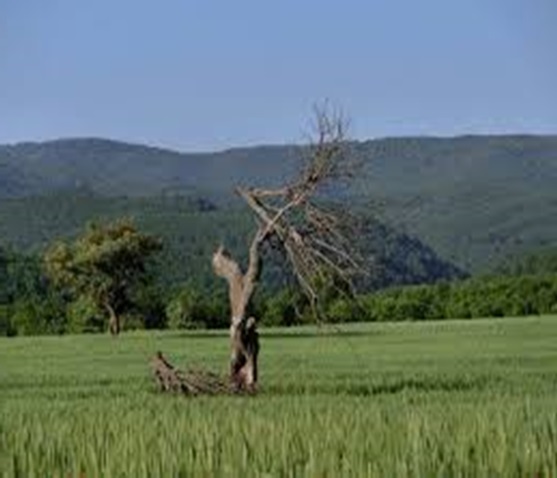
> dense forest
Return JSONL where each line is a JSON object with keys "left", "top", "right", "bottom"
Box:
{"left": 2, "top": 134, "right": 557, "bottom": 271}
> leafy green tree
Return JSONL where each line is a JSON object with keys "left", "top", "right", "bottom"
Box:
{"left": 44, "top": 219, "right": 161, "bottom": 335}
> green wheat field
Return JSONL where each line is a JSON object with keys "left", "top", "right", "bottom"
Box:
{"left": 1, "top": 317, "right": 557, "bottom": 477}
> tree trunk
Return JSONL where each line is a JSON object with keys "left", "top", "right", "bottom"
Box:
{"left": 229, "top": 316, "right": 259, "bottom": 392}
{"left": 213, "top": 229, "right": 264, "bottom": 392}
{"left": 105, "top": 302, "right": 120, "bottom": 336}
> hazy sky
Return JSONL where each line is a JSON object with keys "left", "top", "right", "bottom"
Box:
{"left": 1, "top": 0, "right": 556, "bottom": 150}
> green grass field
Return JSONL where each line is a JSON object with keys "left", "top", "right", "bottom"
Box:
{"left": 1, "top": 317, "right": 557, "bottom": 477}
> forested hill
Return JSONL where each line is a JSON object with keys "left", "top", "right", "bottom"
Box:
{"left": 0, "top": 138, "right": 300, "bottom": 198}
{"left": 1, "top": 134, "right": 557, "bottom": 272}
{"left": 0, "top": 193, "right": 466, "bottom": 295}
{"left": 2, "top": 135, "right": 557, "bottom": 199}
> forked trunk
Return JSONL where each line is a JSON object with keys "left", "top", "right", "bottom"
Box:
{"left": 213, "top": 229, "right": 264, "bottom": 392}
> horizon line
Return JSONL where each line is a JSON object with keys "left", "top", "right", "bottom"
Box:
{"left": 2, "top": 130, "right": 557, "bottom": 155}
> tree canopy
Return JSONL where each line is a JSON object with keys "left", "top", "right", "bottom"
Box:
{"left": 44, "top": 219, "right": 161, "bottom": 335}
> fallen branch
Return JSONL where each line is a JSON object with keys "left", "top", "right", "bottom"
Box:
{"left": 150, "top": 351, "right": 232, "bottom": 396}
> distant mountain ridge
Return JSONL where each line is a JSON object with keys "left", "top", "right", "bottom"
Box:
{"left": 2, "top": 134, "right": 556, "bottom": 196}
{"left": 0, "top": 137, "right": 301, "bottom": 198}
{"left": 1, "top": 134, "right": 556, "bottom": 273}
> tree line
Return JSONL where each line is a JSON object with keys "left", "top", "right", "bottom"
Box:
{"left": 1, "top": 219, "right": 556, "bottom": 336}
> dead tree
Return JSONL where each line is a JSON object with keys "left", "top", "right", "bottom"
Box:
{"left": 212, "top": 105, "right": 359, "bottom": 392}
{"left": 212, "top": 237, "right": 263, "bottom": 392}
{"left": 150, "top": 106, "right": 359, "bottom": 395}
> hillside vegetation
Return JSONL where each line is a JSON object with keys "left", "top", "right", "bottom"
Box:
{"left": 1, "top": 135, "right": 556, "bottom": 272}
{"left": 0, "top": 191, "right": 465, "bottom": 291}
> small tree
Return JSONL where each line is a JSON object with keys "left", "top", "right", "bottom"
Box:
{"left": 44, "top": 219, "right": 161, "bottom": 335}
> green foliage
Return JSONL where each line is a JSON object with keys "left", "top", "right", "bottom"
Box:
{"left": 1, "top": 318, "right": 557, "bottom": 476}
{"left": 262, "top": 288, "right": 309, "bottom": 326}
{"left": 0, "top": 192, "right": 465, "bottom": 295}
{"left": 166, "top": 287, "right": 208, "bottom": 329}
{"left": 66, "top": 296, "right": 103, "bottom": 333}
{"left": 0, "top": 246, "right": 66, "bottom": 336}
{"left": 0, "top": 248, "right": 8, "bottom": 303}
{"left": 165, "top": 284, "right": 232, "bottom": 330}
{"left": 497, "top": 247, "right": 557, "bottom": 276}
{"left": 4, "top": 236, "right": 557, "bottom": 332}
{"left": 2, "top": 135, "right": 557, "bottom": 272}
{"left": 43, "top": 219, "right": 161, "bottom": 331}
{"left": 9, "top": 293, "right": 67, "bottom": 335}
{"left": 131, "top": 283, "right": 168, "bottom": 329}
{"left": 361, "top": 274, "right": 557, "bottom": 322}
{"left": 325, "top": 297, "right": 360, "bottom": 323}
{"left": 0, "top": 247, "right": 44, "bottom": 304}
{"left": 0, "top": 304, "right": 15, "bottom": 336}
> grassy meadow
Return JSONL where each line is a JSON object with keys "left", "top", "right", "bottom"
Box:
{"left": 1, "top": 317, "right": 557, "bottom": 477}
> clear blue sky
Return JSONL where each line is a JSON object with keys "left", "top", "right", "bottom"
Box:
{"left": 1, "top": 0, "right": 556, "bottom": 151}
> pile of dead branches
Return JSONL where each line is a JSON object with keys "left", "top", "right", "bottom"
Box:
{"left": 151, "top": 352, "right": 233, "bottom": 396}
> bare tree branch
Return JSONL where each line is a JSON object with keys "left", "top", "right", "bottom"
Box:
{"left": 231, "top": 104, "right": 359, "bottom": 313}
